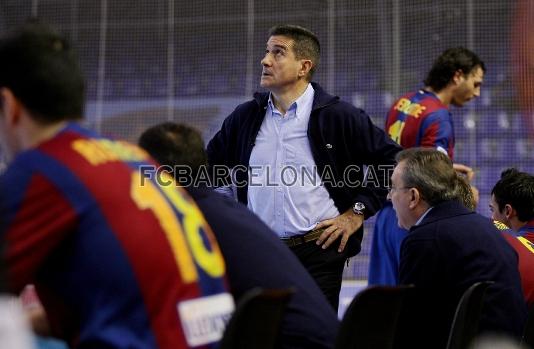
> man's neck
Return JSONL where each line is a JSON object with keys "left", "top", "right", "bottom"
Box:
{"left": 426, "top": 86, "right": 452, "bottom": 107}
{"left": 270, "top": 81, "right": 309, "bottom": 115}
{"left": 510, "top": 218, "right": 529, "bottom": 232}
{"left": 20, "top": 119, "right": 70, "bottom": 152}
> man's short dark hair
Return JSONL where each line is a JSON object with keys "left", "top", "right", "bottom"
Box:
{"left": 269, "top": 24, "right": 320, "bottom": 81}
{"left": 138, "top": 122, "right": 207, "bottom": 180}
{"left": 491, "top": 168, "right": 534, "bottom": 222}
{"left": 0, "top": 19, "right": 84, "bottom": 123}
{"left": 424, "top": 47, "right": 486, "bottom": 92}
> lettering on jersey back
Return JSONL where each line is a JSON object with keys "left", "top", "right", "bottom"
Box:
{"left": 394, "top": 98, "right": 427, "bottom": 118}
{"left": 388, "top": 120, "right": 405, "bottom": 144}
{"left": 72, "top": 139, "right": 149, "bottom": 165}
{"left": 131, "top": 171, "right": 226, "bottom": 282}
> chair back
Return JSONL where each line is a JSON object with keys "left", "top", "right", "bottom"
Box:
{"left": 219, "top": 288, "right": 294, "bottom": 349}
{"left": 521, "top": 304, "right": 534, "bottom": 348}
{"left": 446, "top": 281, "right": 494, "bottom": 349}
{"left": 334, "top": 284, "right": 415, "bottom": 349}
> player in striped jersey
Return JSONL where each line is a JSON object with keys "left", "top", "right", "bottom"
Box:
{"left": 490, "top": 168, "right": 534, "bottom": 306}
{"left": 0, "top": 20, "right": 233, "bottom": 348}
{"left": 369, "top": 47, "right": 485, "bottom": 285}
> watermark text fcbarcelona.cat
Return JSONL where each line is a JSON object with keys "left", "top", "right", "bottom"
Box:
{"left": 139, "top": 164, "right": 394, "bottom": 189}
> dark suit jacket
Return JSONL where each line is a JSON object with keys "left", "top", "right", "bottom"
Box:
{"left": 398, "top": 201, "right": 527, "bottom": 349}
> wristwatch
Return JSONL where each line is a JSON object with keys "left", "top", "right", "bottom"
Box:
{"left": 352, "top": 202, "right": 366, "bottom": 216}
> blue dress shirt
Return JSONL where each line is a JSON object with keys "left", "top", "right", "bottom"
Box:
{"left": 248, "top": 84, "right": 339, "bottom": 237}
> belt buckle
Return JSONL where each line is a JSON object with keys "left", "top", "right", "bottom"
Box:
{"left": 294, "top": 236, "right": 305, "bottom": 245}
{"left": 281, "top": 236, "right": 293, "bottom": 247}
{"left": 282, "top": 230, "right": 322, "bottom": 247}
{"left": 282, "top": 235, "right": 303, "bottom": 247}
{"left": 306, "top": 228, "right": 324, "bottom": 243}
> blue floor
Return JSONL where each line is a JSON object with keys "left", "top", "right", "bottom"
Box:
{"left": 338, "top": 280, "right": 367, "bottom": 319}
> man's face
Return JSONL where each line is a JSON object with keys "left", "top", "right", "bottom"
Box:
{"left": 0, "top": 107, "right": 17, "bottom": 164}
{"left": 260, "top": 35, "right": 303, "bottom": 93}
{"left": 387, "top": 161, "right": 415, "bottom": 229}
{"left": 0, "top": 89, "right": 20, "bottom": 164}
{"left": 451, "top": 66, "right": 484, "bottom": 107}
{"left": 489, "top": 194, "right": 508, "bottom": 225}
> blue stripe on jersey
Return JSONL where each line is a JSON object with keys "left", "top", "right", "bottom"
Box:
{"left": 60, "top": 122, "right": 103, "bottom": 139}
{"left": 416, "top": 109, "right": 453, "bottom": 150}
{"left": 0, "top": 163, "right": 34, "bottom": 233}
{"left": 412, "top": 90, "right": 431, "bottom": 103}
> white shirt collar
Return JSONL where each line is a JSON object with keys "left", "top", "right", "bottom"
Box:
{"left": 267, "top": 83, "right": 314, "bottom": 119}
{"left": 414, "top": 207, "right": 433, "bottom": 226}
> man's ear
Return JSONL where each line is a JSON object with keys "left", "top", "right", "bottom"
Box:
{"left": 408, "top": 188, "right": 420, "bottom": 209}
{"left": 503, "top": 204, "right": 516, "bottom": 220}
{"left": 0, "top": 87, "right": 22, "bottom": 126}
{"left": 452, "top": 69, "right": 465, "bottom": 85}
{"left": 298, "top": 59, "right": 313, "bottom": 79}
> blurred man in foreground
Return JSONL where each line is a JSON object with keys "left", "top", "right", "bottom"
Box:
{"left": 0, "top": 20, "right": 233, "bottom": 348}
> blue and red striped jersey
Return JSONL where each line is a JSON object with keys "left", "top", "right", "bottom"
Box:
{"left": 385, "top": 89, "right": 454, "bottom": 159}
{"left": 501, "top": 226, "right": 534, "bottom": 306}
{"left": 0, "top": 123, "right": 233, "bottom": 348}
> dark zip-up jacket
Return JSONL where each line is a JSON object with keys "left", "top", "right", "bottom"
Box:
{"left": 207, "top": 82, "right": 401, "bottom": 255}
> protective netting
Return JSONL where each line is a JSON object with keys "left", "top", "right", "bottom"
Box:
{"left": 1, "top": 0, "right": 533, "bottom": 280}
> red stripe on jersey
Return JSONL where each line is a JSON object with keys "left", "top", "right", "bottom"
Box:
{"left": 5, "top": 174, "right": 77, "bottom": 292}
{"left": 419, "top": 123, "right": 441, "bottom": 148}
{"left": 502, "top": 233, "right": 534, "bottom": 306}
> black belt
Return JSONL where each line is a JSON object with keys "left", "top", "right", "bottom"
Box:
{"left": 281, "top": 228, "right": 326, "bottom": 247}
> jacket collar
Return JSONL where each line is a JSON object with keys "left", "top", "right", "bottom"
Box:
{"left": 410, "top": 200, "right": 474, "bottom": 231}
{"left": 253, "top": 82, "right": 339, "bottom": 111}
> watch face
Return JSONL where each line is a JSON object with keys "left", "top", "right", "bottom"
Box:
{"left": 354, "top": 202, "right": 365, "bottom": 211}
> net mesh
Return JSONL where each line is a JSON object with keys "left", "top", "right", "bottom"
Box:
{"left": 1, "top": 0, "right": 533, "bottom": 280}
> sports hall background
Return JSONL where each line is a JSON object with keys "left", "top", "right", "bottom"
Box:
{"left": 1, "top": 0, "right": 533, "bottom": 281}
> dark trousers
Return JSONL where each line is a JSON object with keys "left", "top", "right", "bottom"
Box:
{"left": 290, "top": 240, "right": 348, "bottom": 311}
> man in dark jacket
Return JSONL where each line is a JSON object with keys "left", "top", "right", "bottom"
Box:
{"left": 139, "top": 122, "right": 340, "bottom": 349}
{"left": 389, "top": 148, "right": 527, "bottom": 348}
{"left": 207, "top": 24, "right": 401, "bottom": 310}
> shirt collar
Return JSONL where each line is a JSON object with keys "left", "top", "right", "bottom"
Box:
{"left": 420, "top": 89, "right": 448, "bottom": 109}
{"left": 267, "top": 83, "right": 314, "bottom": 119}
{"left": 414, "top": 207, "right": 433, "bottom": 226}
